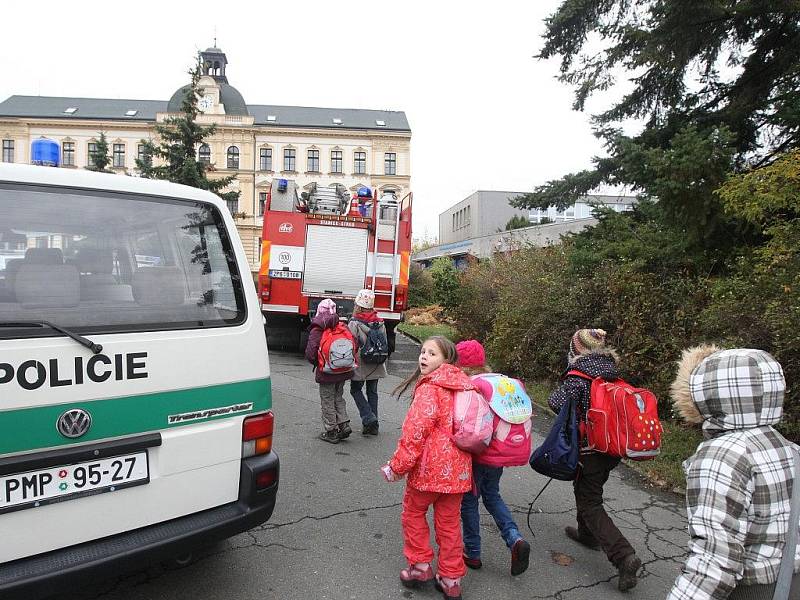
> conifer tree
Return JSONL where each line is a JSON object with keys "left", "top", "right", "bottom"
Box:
{"left": 514, "top": 1, "right": 800, "bottom": 248}
{"left": 88, "top": 132, "right": 111, "bottom": 173}
{"left": 136, "top": 56, "right": 239, "bottom": 208}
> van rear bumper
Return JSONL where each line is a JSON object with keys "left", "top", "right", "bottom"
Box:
{"left": 0, "top": 450, "right": 279, "bottom": 600}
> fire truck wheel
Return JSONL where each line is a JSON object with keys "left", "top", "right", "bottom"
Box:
{"left": 387, "top": 327, "right": 396, "bottom": 355}
{"left": 299, "top": 329, "right": 310, "bottom": 354}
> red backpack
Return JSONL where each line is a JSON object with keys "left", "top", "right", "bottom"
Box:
{"left": 567, "top": 371, "right": 662, "bottom": 461}
{"left": 318, "top": 323, "right": 358, "bottom": 374}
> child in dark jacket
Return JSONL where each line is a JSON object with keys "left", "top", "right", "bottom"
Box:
{"left": 547, "top": 328, "right": 641, "bottom": 592}
{"left": 305, "top": 299, "right": 353, "bottom": 443}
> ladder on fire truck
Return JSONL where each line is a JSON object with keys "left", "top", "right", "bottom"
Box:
{"left": 370, "top": 191, "right": 411, "bottom": 310}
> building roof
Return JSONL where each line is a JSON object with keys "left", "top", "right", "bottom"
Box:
{"left": 0, "top": 95, "right": 411, "bottom": 131}
{"left": 248, "top": 104, "right": 410, "bottom": 130}
{"left": 0, "top": 95, "right": 167, "bottom": 122}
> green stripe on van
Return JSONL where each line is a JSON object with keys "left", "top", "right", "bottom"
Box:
{"left": 0, "top": 378, "right": 271, "bottom": 455}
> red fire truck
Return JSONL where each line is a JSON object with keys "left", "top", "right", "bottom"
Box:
{"left": 258, "top": 179, "right": 412, "bottom": 352}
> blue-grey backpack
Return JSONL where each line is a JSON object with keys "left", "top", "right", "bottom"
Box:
{"left": 360, "top": 321, "right": 389, "bottom": 364}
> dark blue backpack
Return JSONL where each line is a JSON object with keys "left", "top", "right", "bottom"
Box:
{"left": 360, "top": 321, "right": 389, "bottom": 364}
{"left": 529, "top": 395, "right": 579, "bottom": 481}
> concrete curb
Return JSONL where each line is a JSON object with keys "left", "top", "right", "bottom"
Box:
{"left": 398, "top": 329, "right": 422, "bottom": 345}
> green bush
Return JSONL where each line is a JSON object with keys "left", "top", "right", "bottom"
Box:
{"left": 408, "top": 262, "right": 434, "bottom": 308}
{"left": 429, "top": 257, "right": 462, "bottom": 314}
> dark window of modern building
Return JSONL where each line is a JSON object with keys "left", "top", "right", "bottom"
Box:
{"left": 1, "top": 140, "right": 13, "bottom": 163}
{"left": 258, "top": 192, "right": 267, "bottom": 216}
{"left": 113, "top": 143, "right": 125, "bottom": 168}
{"left": 284, "top": 148, "right": 296, "bottom": 172}
{"left": 87, "top": 142, "right": 98, "bottom": 166}
{"left": 227, "top": 146, "right": 239, "bottom": 169}
{"left": 199, "top": 143, "right": 211, "bottom": 164}
{"left": 384, "top": 152, "right": 396, "bottom": 175}
{"left": 331, "top": 150, "right": 343, "bottom": 174}
{"left": 307, "top": 149, "right": 319, "bottom": 172}
{"left": 259, "top": 147, "right": 272, "bottom": 171}
{"left": 62, "top": 142, "right": 75, "bottom": 166}
{"left": 226, "top": 198, "right": 238, "bottom": 214}
{"left": 354, "top": 151, "right": 366, "bottom": 175}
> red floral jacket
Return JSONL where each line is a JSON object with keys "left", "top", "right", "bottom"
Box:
{"left": 388, "top": 363, "right": 473, "bottom": 494}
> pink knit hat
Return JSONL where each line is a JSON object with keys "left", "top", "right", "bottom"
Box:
{"left": 315, "top": 298, "right": 337, "bottom": 318}
{"left": 456, "top": 340, "right": 486, "bottom": 368}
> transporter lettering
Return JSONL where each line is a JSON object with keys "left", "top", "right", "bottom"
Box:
{"left": 168, "top": 402, "right": 254, "bottom": 424}
{"left": 0, "top": 352, "right": 148, "bottom": 391}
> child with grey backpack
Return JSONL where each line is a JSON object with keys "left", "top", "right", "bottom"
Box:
{"left": 348, "top": 289, "right": 388, "bottom": 435}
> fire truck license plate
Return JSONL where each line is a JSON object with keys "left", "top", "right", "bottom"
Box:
{"left": 0, "top": 451, "right": 149, "bottom": 512}
{"left": 269, "top": 270, "right": 302, "bottom": 279}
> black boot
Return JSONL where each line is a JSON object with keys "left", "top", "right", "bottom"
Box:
{"left": 336, "top": 421, "right": 352, "bottom": 440}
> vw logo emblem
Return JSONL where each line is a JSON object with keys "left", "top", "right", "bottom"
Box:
{"left": 56, "top": 409, "right": 92, "bottom": 439}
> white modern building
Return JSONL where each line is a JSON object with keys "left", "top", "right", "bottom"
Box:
{"left": 416, "top": 191, "right": 636, "bottom": 267}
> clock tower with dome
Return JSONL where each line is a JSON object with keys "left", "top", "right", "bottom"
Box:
{"left": 167, "top": 46, "right": 252, "bottom": 121}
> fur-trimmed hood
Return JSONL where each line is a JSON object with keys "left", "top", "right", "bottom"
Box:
{"left": 671, "top": 345, "right": 786, "bottom": 437}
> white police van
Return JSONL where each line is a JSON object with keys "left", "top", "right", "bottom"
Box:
{"left": 0, "top": 164, "right": 278, "bottom": 598}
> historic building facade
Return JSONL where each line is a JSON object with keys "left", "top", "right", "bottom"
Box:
{"left": 0, "top": 47, "right": 412, "bottom": 275}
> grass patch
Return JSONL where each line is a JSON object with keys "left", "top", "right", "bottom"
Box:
{"left": 523, "top": 379, "right": 702, "bottom": 493}
{"left": 397, "top": 323, "right": 459, "bottom": 343}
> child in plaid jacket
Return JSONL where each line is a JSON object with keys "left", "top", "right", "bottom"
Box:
{"left": 668, "top": 345, "right": 799, "bottom": 600}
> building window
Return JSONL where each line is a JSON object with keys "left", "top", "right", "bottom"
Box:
{"left": 62, "top": 142, "right": 75, "bottom": 166}
{"left": 227, "top": 146, "right": 239, "bottom": 169}
{"left": 259, "top": 147, "right": 272, "bottom": 171}
{"left": 258, "top": 192, "right": 267, "bottom": 216}
{"left": 331, "top": 150, "right": 343, "bottom": 174}
{"left": 384, "top": 152, "right": 396, "bottom": 175}
{"left": 226, "top": 198, "right": 238, "bottom": 214}
{"left": 354, "top": 151, "right": 366, "bottom": 175}
{"left": 307, "top": 149, "right": 319, "bottom": 172}
{"left": 87, "top": 142, "right": 98, "bottom": 166}
{"left": 1, "top": 140, "right": 13, "bottom": 163}
{"left": 113, "top": 143, "right": 125, "bottom": 168}
{"left": 199, "top": 143, "right": 211, "bottom": 164}
{"left": 283, "top": 148, "right": 296, "bottom": 172}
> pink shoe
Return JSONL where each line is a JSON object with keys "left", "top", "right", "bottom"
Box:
{"left": 434, "top": 574, "right": 463, "bottom": 600}
{"left": 399, "top": 563, "right": 433, "bottom": 589}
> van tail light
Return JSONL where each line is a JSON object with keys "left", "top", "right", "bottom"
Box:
{"left": 242, "top": 411, "right": 274, "bottom": 458}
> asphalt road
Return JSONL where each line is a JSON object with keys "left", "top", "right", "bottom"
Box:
{"left": 68, "top": 333, "right": 690, "bottom": 600}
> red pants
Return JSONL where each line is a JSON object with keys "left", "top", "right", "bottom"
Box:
{"left": 401, "top": 485, "right": 466, "bottom": 578}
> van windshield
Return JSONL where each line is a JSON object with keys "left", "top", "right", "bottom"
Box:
{"left": 0, "top": 183, "right": 245, "bottom": 339}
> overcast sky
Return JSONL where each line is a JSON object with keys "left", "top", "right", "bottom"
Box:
{"left": 1, "top": 0, "right": 610, "bottom": 240}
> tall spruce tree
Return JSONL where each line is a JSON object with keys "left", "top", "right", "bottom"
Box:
{"left": 513, "top": 1, "right": 800, "bottom": 247}
{"left": 88, "top": 132, "right": 111, "bottom": 172}
{"left": 136, "top": 56, "right": 239, "bottom": 208}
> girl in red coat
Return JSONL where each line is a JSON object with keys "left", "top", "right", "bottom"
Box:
{"left": 382, "top": 336, "right": 473, "bottom": 600}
